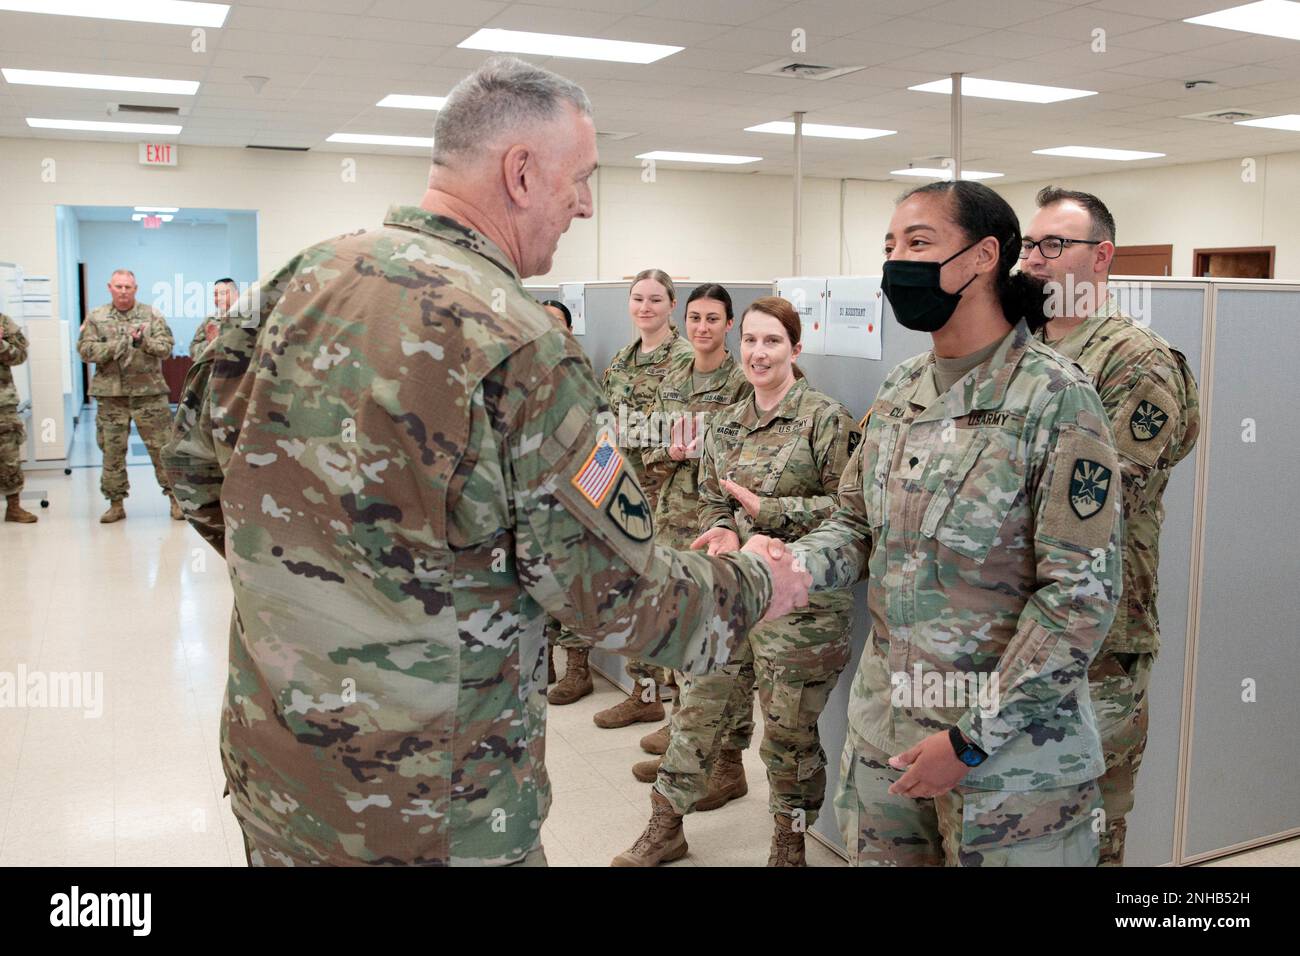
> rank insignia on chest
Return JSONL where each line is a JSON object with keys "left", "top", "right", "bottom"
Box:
{"left": 572, "top": 432, "right": 624, "bottom": 507}
{"left": 1070, "top": 458, "right": 1112, "bottom": 519}
{"left": 606, "top": 473, "right": 654, "bottom": 541}
{"left": 1130, "top": 399, "right": 1167, "bottom": 442}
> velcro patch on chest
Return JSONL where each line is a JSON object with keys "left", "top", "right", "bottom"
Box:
{"left": 774, "top": 417, "right": 813, "bottom": 435}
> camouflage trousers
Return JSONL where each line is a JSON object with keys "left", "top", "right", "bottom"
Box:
{"left": 1089, "top": 650, "right": 1155, "bottom": 867}
{"left": 95, "top": 394, "right": 173, "bottom": 502}
{"left": 654, "top": 657, "right": 757, "bottom": 814}
{"left": 0, "top": 409, "right": 23, "bottom": 496}
{"left": 835, "top": 727, "right": 1102, "bottom": 866}
{"left": 545, "top": 616, "right": 585, "bottom": 650}
{"left": 657, "top": 605, "right": 849, "bottom": 822}
{"left": 239, "top": 827, "right": 549, "bottom": 867}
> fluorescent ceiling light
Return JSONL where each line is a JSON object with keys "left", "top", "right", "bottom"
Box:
{"left": 1185, "top": 1, "right": 1300, "bottom": 41}
{"left": 1235, "top": 113, "right": 1300, "bottom": 130}
{"left": 1034, "top": 145, "right": 1165, "bottom": 160}
{"left": 132, "top": 213, "right": 173, "bottom": 221}
{"left": 377, "top": 94, "right": 447, "bottom": 110}
{"left": 744, "top": 121, "right": 895, "bottom": 140}
{"left": 2, "top": 68, "right": 198, "bottom": 95}
{"left": 909, "top": 77, "right": 1096, "bottom": 103}
{"left": 637, "top": 150, "right": 761, "bottom": 165}
{"left": 459, "top": 28, "right": 681, "bottom": 64}
{"left": 326, "top": 132, "right": 433, "bottom": 148}
{"left": 134, "top": 206, "right": 179, "bottom": 212}
{"left": 890, "top": 167, "right": 1003, "bottom": 181}
{"left": 27, "top": 117, "right": 181, "bottom": 134}
{"left": 0, "top": 1, "right": 229, "bottom": 27}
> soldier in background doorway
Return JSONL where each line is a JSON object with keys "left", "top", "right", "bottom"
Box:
{"left": 0, "top": 311, "right": 37, "bottom": 523}
{"left": 189, "top": 277, "right": 239, "bottom": 359}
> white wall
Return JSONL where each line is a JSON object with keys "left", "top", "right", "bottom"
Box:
{"left": 4, "top": 135, "right": 1300, "bottom": 342}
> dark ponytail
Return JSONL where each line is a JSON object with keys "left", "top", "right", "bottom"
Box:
{"left": 899, "top": 180, "right": 1053, "bottom": 331}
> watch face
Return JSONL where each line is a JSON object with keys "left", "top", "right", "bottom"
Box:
{"left": 961, "top": 750, "right": 984, "bottom": 767}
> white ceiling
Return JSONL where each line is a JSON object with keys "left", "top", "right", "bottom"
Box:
{"left": 3, "top": 0, "right": 1300, "bottom": 182}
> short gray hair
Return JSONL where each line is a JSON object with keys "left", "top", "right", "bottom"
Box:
{"left": 433, "top": 55, "right": 592, "bottom": 165}
{"left": 109, "top": 269, "right": 136, "bottom": 283}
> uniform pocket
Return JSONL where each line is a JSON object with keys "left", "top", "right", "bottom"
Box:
{"left": 920, "top": 430, "right": 1018, "bottom": 564}
{"left": 958, "top": 780, "right": 1101, "bottom": 862}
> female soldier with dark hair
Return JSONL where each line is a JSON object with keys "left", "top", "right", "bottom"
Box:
{"left": 629, "top": 284, "right": 753, "bottom": 777}
{"left": 614, "top": 295, "right": 859, "bottom": 867}
{"left": 785, "top": 179, "right": 1123, "bottom": 866}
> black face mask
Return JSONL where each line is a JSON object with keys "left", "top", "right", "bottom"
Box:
{"left": 881, "top": 239, "right": 981, "bottom": 333}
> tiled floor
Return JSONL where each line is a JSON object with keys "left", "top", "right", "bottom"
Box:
{"left": 1, "top": 414, "right": 1296, "bottom": 867}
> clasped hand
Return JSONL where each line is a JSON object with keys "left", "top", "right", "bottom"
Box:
{"left": 690, "top": 529, "right": 810, "bottom": 623}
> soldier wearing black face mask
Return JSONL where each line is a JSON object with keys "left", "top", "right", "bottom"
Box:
{"left": 779, "top": 180, "right": 1123, "bottom": 866}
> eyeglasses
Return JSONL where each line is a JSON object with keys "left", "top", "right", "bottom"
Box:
{"left": 1020, "top": 236, "right": 1102, "bottom": 259}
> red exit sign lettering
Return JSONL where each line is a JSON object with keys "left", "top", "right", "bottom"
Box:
{"left": 138, "top": 143, "right": 178, "bottom": 166}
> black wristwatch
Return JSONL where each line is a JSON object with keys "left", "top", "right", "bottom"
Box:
{"left": 949, "top": 725, "right": 987, "bottom": 767}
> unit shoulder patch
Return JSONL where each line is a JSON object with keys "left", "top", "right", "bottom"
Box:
{"left": 605, "top": 472, "right": 654, "bottom": 541}
{"left": 1040, "top": 425, "right": 1118, "bottom": 552}
{"left": 1114, "top": 378, "right": 1179, "bottom": 469}
{"left": 1069, "top": 458, "right": 1113, "bottom": 519}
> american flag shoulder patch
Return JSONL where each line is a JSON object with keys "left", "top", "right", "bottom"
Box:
{"left": 571, "top": 432, "right": 623, "bottom": 507}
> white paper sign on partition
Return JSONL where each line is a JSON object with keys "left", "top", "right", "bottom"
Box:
{"left": 558, "top": 282, "right": 586, "bottom": 336}
{"left": 825, "top": 276, "right": 883, "bottom": 360}
{"left": 775, "top": 277, "right": 827, "bottom": 354}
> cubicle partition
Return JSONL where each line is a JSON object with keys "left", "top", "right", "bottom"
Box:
{"left": 547, "top": 275, "right": 1296, "bottom": 867}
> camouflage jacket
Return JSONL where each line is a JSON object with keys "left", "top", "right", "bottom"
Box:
{"left": 602, "top": 328, "right": 693, "bottom": 505}
{"left": 0, "top": 312, "right": 28, "bottom": 411}
{"left": 1038, "top": 296, "right": 1200, "bottom": 656}
{"left": 189, "top": 316, "right": 221, "bottom": 360}
{"left": 793, "top": 322, "right": 1122, "bottom": 791}
{"left": 642, "top": 354, "right": 752, "bottom": 548}
{"left": 162, "top": 205, "right": 773, "bottom": 866}
{"left": 698, "top": 377, "right": 860, "bottom": 612}
{"left": 77, "top": 302, "right": 173, "bottom": 397}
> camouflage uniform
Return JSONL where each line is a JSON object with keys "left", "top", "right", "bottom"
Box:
{"left": 576, "top": 330, "right": 694, "bottom": 677}
{"left": 641, "top": 356, "right": 756, "bottom": 774}
{"left": 77, "top": 302, "right": 176, "bottom": 501}
{"left": 1038, "top": 296, "right": 1199, "bottom": 865}
{"left": 654, "top": 378, "right": 858, "bottom": 821}
{"left": 189, "top": 316, "right": 220, "bottom": 360}
{"left": 162, "top": 205, "right": 775, "bottom": 866}
{"left": 0, "top": 313, "right": 28, "bottom": 497}
{"left": 793, "top": 321, "right": 1123, "bottom": 866}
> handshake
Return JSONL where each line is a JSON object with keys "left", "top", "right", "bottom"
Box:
{"left": 690, "top": 527, "right": 812, "bottom": 624}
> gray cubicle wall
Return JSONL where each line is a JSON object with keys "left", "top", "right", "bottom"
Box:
{"left": 572, "top": 281, "right": 776, "bottom": 690}
{"left": 1181, "top": 283, "right": 1300, "bottom": 862}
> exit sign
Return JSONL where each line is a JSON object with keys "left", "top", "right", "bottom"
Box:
{"left": 139, "top": 143, "right": 178, "bottom": 166}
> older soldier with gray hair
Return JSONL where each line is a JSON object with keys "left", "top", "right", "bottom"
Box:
{"left": 164, "top": 55, "right": 809, "bottom": 867}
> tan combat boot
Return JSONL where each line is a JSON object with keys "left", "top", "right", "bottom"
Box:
{"left": 593, "top": 681, "right": 664, "bottom": 728}
{"left": 170, "top": 496, "right": 185, "bottom": 521}
{"left": 694, "top": 748, "right": 748, "bottom": 812}
{"left": 632, "top": 756, "right": 661, "bottom": 783}
{"left": 547, "top": 647, "right": 593, "bottom": 705}
{"left": 639, "top": 723, "right": 671, "bottom": 755}
{"left": 99, "top": 500, "right": 126, "bottom": 524}
{"left": 767, "top": 813, "right": 806, "bottom": 867}
{"left": 611, "top": 790, "right": 687, "bottom": 866}
{"left": 4, "top": 493, "right": 37, "bottom": 523}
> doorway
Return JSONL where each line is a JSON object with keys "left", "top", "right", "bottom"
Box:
{"left": 1193, "top": 246, "right": 1274, "bottom": 279}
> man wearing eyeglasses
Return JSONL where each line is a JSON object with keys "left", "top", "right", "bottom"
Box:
{"left": 1021, "top": 186, "right": 1200, "bottom": 866}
